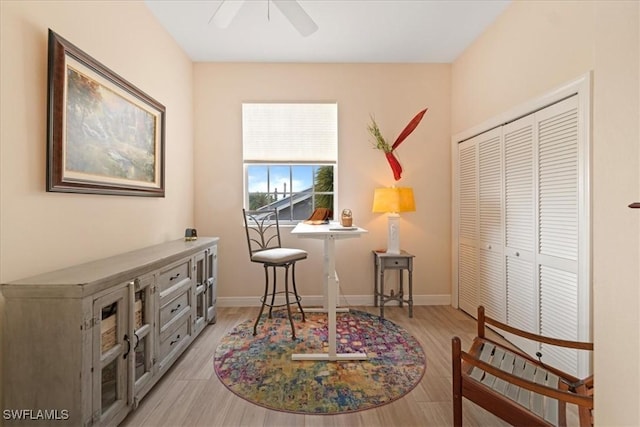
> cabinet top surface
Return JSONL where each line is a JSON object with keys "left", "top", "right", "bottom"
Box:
{"left": 2, "top": 237, "right": 219, "bottom": 295}
{"left": 373, "top": 250, "right": 414, "bottom": 258}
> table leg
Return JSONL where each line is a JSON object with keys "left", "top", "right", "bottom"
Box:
{"left": 304, "top": 259, "right": 347, "bottom": 314}
{"left": 326, "top": 237, "right": 337, "bottom": 358}
{"left": 292, "top": 236, "right": 366, "bottom": 361}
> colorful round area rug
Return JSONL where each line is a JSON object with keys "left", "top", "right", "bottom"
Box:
{"left": 213, "top": 309, "right": 426, "bottom": 415}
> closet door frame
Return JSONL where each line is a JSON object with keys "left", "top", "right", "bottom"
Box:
{"left": 451, "top": 73, "right": 592, "bottom": 373}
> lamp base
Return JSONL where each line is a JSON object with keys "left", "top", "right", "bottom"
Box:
{"left": 386, "top": 213, "right": 401, "bottom": 254}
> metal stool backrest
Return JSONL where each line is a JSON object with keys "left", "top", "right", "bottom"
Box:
{"left": 242, "top": 209, "right": 283, "bottom": 258}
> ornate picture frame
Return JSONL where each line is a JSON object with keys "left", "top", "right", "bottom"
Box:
{"left": 47, "top": 29, "right": 165, "bottom": 197}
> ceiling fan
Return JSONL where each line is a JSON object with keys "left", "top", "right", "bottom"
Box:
{"left": 209, "top": 0, "right": 318, "bottom": 37}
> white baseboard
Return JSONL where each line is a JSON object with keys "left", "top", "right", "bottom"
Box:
{"left": 217, "top": 294, "right": 451, "bottom": 307}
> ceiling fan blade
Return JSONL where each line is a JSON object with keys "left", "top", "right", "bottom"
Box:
{"left": 272, "top": 0, "right": 318, "bottom": 37}
{"left": 209, "top": 0, "right": 246, "bottom": 28}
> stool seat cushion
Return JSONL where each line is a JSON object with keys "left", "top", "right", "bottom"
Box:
{"left": 251, "top": 248, "right": 308, "bottom": 264}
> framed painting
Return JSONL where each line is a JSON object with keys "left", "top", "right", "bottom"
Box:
{"left": 47, "top": 29, "right": 165, "bottom": 197}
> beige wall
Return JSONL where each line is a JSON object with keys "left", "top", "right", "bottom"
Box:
{"left": 452, "top": 1, "right": 640, "bottom": 425}
{"left": 0, "top": 0, "right": 194, "bottom": 405}
{"left": 194, "top": 63, "right": 452, "bottom": 304}
{"left": 2, "top": 0, "right": 638, "bottom": 424}
{"left": 0, "top": 1, "right": 195, "bottom": 283}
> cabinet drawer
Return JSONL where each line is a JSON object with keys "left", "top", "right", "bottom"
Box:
{"left": 158, "top": 260, "right": 190, "bottom": 293}
{"left": 159, "top": 318, "right": 190, "bottom": 361}
{"left": 382, "top": 257, "right": 410, "bottom": 269}
{"left": 159, "top": 290, "right": 190, "bottom": 328}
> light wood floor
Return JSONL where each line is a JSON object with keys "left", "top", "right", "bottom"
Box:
{"left": 121, "top": 305, "right": 511, "bottom": 427}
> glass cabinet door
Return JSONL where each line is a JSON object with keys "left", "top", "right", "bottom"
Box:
{"left": 193, "top": 252, "right": 207, "bottom": 335}
{"left": 204, "top": 245, "right": 217, "bottom": 323}
{"left": 130, "top": 275, "right": 155, "bottom": 405}
{"left": 93, "top": 287, "right": 130, "bottom": 425}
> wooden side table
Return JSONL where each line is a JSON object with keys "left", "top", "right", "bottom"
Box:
{"left": 373, "top": 250, "right": 414, "bottom": 318}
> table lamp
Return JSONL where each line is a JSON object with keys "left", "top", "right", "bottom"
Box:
{"left": 372, "top": 187, "right": 415, "bottom": 254}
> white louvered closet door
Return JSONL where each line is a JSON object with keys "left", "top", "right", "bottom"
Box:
{"left": 457, "top": 128, "right": 504, "bottom": 320}
{"left": 458, "top": 139, "right": 478, "bottom": 315}
{"left": 455, "top": 89, "right": 590, "bottom": 378}
{"left": 536, "top": 95, "right": 582, "bottom": 375}
{"left": 503, "top": 114, "right": 538, "bottom": 356}
{"left": 477, "top": 129, "right": 505, "bottom": 322}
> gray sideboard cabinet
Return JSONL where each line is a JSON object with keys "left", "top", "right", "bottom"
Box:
{"left": 1, "top": 237, "right": 219, "bottom": 426}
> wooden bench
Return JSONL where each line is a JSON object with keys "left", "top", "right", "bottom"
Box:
{"left": 452, "top": 306, "right": 594, "bottom": 427}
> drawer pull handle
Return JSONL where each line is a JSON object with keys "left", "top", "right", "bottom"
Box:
{"left": 170, "top": 335, "right": 180, "bottom": 346}
{"left": 170, "top": 273, "right": 181, "bottom": 281}
{"left": 123, "top": 334, "right": 131, "bottom": 359}
{"left": 170, "top": 304, "right": 181, "bottom": 313}
{"left": 515, "top": 252, "right": 520, "bottom": 257}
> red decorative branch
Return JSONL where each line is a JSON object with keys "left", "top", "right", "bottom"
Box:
{"left": 368, "top": 107, "right": 428, "bottom": 181}
{"left": 392, "top": 108, "right": 428, "bottom": 150}
{"left": 385, "top": 152, "right": 403, "bottom": 181}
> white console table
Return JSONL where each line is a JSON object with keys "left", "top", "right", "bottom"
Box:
{"left": 290, "top": 222, "right": 368, "bottom": 361}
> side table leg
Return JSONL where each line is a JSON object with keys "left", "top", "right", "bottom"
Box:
{"left": 373, "top": 254, "right": 379, "bottom": 307}
{"left": 379, "top": 264, "right": 385, "bottom": 318}
{"left": 408, "top": 266, "right": 414, "bottom": 318}
{"left": 399, "top": 268, "right": 404, "bottom": 308}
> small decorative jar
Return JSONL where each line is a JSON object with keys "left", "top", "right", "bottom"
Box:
{"left": 341, "top": 209, "right": 353, "bottom": 227}
{"left": 184, "top": 228, "right": 198, "bottom": 241}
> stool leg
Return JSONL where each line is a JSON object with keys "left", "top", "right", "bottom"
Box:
{"left": 254, "top": 264, "right": 270, "bottom": 335}
{"left": 291, "top": 262, "right": 305, "bottom": 322}
{"left": 284, "top": 264, "right": 296, "bottom": 340}
{"left": 268, "top": 266, "right": 277, "bottom": 318}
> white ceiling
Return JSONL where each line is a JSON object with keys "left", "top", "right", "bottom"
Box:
{"left": 144, "top": 0, "right": 511, "bottom": 63}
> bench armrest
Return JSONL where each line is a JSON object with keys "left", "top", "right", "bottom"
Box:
{"left": 452, "top": 337, "right": 593, "bottom": 409}
{"left": 477, "top": 306, "right": 593, "bottom": 351}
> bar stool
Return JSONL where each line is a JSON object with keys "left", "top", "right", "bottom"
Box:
{"left": 242, "top": 208, "right": 306, "bottom": 339}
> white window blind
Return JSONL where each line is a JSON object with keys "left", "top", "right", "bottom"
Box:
{"left": 242, "top": 103, "right": 338, "bottom": 162}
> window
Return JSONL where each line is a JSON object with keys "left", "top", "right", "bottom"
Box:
{"left": 243, "top": 103, "right": 337, "bottom": 222}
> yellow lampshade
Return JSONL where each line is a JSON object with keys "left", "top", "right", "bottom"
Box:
{"left": 372, "top": 187, "right": 416, "bottom": 213}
